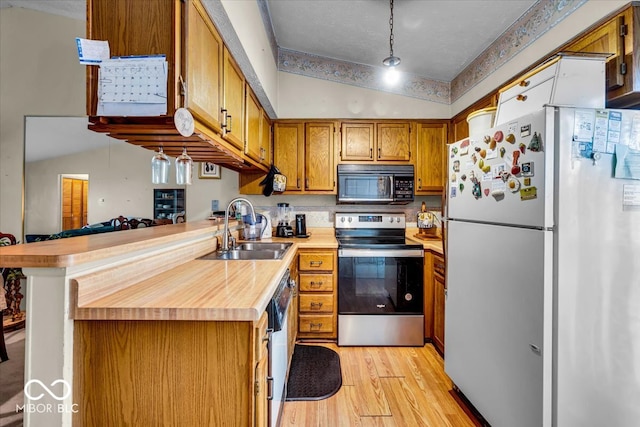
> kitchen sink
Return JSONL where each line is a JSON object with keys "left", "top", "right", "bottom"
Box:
{"left": 199, "top": 243, "right": 292, "bottom": 261}
{"left": 236, "top": 242, "right": 292, "bottom": 251}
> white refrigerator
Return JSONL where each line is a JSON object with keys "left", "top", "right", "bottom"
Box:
{"left": 445, "top": 106, "right": 640, "bottom": 427}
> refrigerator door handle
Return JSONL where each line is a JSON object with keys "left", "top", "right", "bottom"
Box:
{"left": 529, "top": 343, "right": 541, "bottom": 355}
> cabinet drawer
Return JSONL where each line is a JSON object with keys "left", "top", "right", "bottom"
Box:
{"left": 299, "top": 273, "right": 334, "bottom": 292}
{"left": 299, "top": 294, "right": 334, "bottom": 313}
{"left": 299, "top": 252, "right": 334, "bottom": 271}
{"left": 298, "top": 314, "right": 335, "bottom": 334}
{"left": 499, "top": 60, "right": 558, "bottom": 102}
{"left": 496, "top": 78, "right": 555, "bottom": 125}
{"left": 433, "top": 255, "right": 445, "bottom": 278}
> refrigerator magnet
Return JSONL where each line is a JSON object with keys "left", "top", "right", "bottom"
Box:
{"left": 521, "top": 162, "right": 534, "bottom": 177}
{"left": 450, "top": 186, "right": 457, "bottom": 198}
{"left": 520, "top": 124, "right": 531, "bottom": 138}
{"left": 528, "top": 132, "right": 542, "bottom": 152}
{"left": 508, "top": 122, "right": 518, "bottom": 135}
{"left": 507, "top": 177, "right": 521, "bottom": 192}
{"left": 520, "top": 186, "right": 537, "bottom": 201}
{"left": 453, "top": 160, "right": 461, "bottom": 172}
{"left": 524, "top": 177, "right": 531, "bottom": 186}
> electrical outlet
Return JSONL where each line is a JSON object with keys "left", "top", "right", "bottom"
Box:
{"left": 211, "top": 200, "right": 219, "bottom": 211}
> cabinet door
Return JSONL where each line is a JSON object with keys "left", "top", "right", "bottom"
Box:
{"left": 222, "top": 47, "right": 245, "bottom": 150}
{"left": 274, "top": 123, "right": 304, "bottom": 191}
{"left": 433, "top": 273, "right": 446, "bottom": 355}
{"left": 254, "top": 347, "right": 268, "bottom": 427}
{"left": 566, "top": 15, "right": 625, "bottom": 91}
{"left": 415, "top": 123, "right": 447, "bottom": 194}
{"left": 341, "top": 122, "right": 374, "bottom": 161}
{"left": 183, "top": 0, "right": 223, "bottom": 133}
{"left": 245, "top": 88, "right": 262, "bottom": 162}
{"left": 305, "top": 122, "right": 336, "bottom": 192}
{"left": 260, "top": 111, "right": 272, "bottom": 167}
{"left": 376, "top": 122, "right": 411, "bottom": 161}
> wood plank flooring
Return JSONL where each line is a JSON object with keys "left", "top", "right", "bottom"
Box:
{"left": 281, "top": 343, "right": 478, "bottom": 427}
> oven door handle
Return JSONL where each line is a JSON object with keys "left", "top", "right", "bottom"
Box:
{"left": 338, "top": 248, "right": 424, "bottom": 258}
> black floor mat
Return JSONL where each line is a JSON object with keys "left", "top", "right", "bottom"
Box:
{"left": 285, "top": 344, "right": 342, "bottom": 401}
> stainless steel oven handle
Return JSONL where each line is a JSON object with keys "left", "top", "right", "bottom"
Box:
{"left": 338, "top": 248, "right": 424, "bottom": 258}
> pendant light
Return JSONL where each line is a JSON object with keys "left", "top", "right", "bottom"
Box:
{"left": 151, "top": 146, "right": 170, "bottom": 184}
{"left": 175, "top": 147, "right": 193, "bottom": 185}
{"left": 382, "top": 0, "right": 400, "bottom": 68}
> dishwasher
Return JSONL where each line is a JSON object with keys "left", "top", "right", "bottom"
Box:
{"left": 266, "top": 269, "right": 294, "bottom": 427}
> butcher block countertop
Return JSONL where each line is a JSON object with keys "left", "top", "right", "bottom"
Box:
{"left": 71, "top": 227, "right": 338, "bottom": 322}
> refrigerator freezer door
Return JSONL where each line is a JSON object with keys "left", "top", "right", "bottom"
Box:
{"left": 447, "top": 109, "right": 551, "bottom": 229}
{"left": 445, "top": 220, "right": 550, "bottom": 427}
{"left": 554, "top": 107, "right": 640, "bottom": 426}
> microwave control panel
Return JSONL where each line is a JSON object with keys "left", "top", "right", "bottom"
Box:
{"left": 394, "top": 177, "right": 414, "bottom": 200}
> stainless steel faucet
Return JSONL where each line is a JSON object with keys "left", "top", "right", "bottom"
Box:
{"left": 221, "top": 197, "right": 256, "bottom": 252}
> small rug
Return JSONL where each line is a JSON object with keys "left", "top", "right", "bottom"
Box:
{"left": 285, "top": 344, "right": 342, "bottom": 401}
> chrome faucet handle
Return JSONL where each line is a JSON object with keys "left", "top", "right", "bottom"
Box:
{"left": 228, "top": 232, "right": 236, "bottom": 250}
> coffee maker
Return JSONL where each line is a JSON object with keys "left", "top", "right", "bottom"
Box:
{"left": 276, "top": 203, "right": 294, "bottom": 237}
{"left": 295, "top": 214, "right": 307, "bottom": 236}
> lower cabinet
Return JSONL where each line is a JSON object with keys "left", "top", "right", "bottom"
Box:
{"left": 287, "top": 255, "right": 299, "bottom": 359}
{"left": 254, "top": 312, "right": 269, "bottom": 427}
{"left": 424, "top": 250, "right": 446, "bottom": 356}
{"left": 432, "top": 253, "right": 446, "bottom": 355}
{"left": 297, "top": 249, "right": 337, "bottom": 340}
{"left": 74, "top": 317, "right": 268, "bottom": 426}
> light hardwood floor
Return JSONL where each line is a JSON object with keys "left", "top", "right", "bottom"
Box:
{"left": 281, "top": 343, "right": 477, "bottom": 427}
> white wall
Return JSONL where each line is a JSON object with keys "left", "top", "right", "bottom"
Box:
{"left": 450, "top": 0, "right": 629, "bottom": 115}
{"left": 0, "top": 8, "right": 85, "bottom": 238}
{"left": 220, "top": 0, "right": 279, "bottom": 113}
{"left": 277, "top": 72, "right": 450, "bottom": 119}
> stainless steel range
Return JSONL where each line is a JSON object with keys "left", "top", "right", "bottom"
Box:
{"left": 336, "top": 212, "right": 424, "bottom": 346}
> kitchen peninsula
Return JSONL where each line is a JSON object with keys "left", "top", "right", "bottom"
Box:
{"left": 0, "top": 222, "right": 337, "bottom": 426}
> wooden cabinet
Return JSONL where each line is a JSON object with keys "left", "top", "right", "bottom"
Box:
{"left": 414, "top": 122, "right": 448, "bottom": 195}
{"left": 563, "top": 4, "right": 639, "bottom": 108}
{"left": 183, "top": 0, "right": 223, "bottom": 134}
{"left": 297, "top": 250, "right": 337, "bottom": 340}
{"left": 340, "top": 122, "right": 375, "bottom": 160}
{"left": 260, "top": 111, "right": 272, "bottom": 167}
{"left": 74, "top": 317, "right": 268, "bottom": 426}
{"left": 272, "top": 121, "right": 337, "bottom": 194}
{"left": 432, "top": 253, "right": 446, "bottom": 356}
{"left": 86, "top": 0, "right": 268, "bottom": 172}
{"left": 254, "top": 312, "right": 269, "bottom": 427}
{"left": 377, "top": 122, "right": 411, "bottom": 161}
{"left": 449, "top": 93, "right": 498, "bottom": 143}
{"left": 273, "top": 122, "right": 304, "bottom": 191}
{"left": 340, "top": 121, "right": 411, "bottom": 162}
{"left": 222, "top": 47, "right": 245, "bottom": 149}
{"left": 245, "top": 88, "right": 263, "bottom": 163}
{"left": 305, "top": 122, "right": 336, "bottom": 191}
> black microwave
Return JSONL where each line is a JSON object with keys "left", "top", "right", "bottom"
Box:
{"left": 336, "top": 164, "right": 414, "bottom": 204}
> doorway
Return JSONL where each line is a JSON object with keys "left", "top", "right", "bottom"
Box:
{"left": 61, "top": 176, "right": 88, "bottom": 231}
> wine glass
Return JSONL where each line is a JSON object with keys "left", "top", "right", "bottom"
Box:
{"left": 151, "top": 147, "right": 170, "bottom": 184}
{"left": 176, "top": 147, "right": 193, "bottom": 185}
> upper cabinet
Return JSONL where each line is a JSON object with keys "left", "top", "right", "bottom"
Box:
{"left": 340, "top": 121, "right": 411, "bottom": 162}
{"left": 305, "top": 122, "right": 336, "bottom": 192}
{"left": 272, "top": 121, "right": 337, "bottom": 194}
{"left": 183, "top": 0, "right": 223, "bottom": 134}
{"left": 564, "top": 4, "right": 639, "bottom": 108}
{"left": 86, "top": 0, "right": 268, "bottom": 172}
{"left": 222, "top": 47, "right": 245, "bottom": 149}
{"left": 414, "top": 122, "right": 448, "bottom": 195}
{"left": 273, "top": 122, "right": 305, "bottom": 192}
{"left": 245, "top": 87, "right": 262, "bottom": 163}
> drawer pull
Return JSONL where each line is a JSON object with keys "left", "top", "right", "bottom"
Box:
{"left": 309, "top": 260, "right": 324, "bottom": 267}
{"left": 310, "top": 302, "right": 324, "bottom": 310}
{"left": 519, "top": 80, "right": 530, "bottom": 87}
{"left": 310, "top": 281, "right": 324, "bottom": 288}
{"left": 310, "top": 322, "right": 323, "bottom": 331}
{"left": 516, "top": 94, "right": 528, "bottom": 102}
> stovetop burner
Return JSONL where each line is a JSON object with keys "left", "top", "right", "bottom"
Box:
{"left": 335, "top": 212, "right": 423, "bottom": 250}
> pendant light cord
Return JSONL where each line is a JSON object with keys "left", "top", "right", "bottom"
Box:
{"left": 388, "top": 0, "right": 395, "bottom": 57}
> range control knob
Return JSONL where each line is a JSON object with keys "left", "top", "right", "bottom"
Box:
{"left": 340, "top": 217, "right": 345, "bottom": 223}
{"left": 348, "top": 217, "right": 353, "bottom": 223}
{"left": 389, "top": 217, "right": 394, "bottom": 223}
{"left": 396, "top": 217, "right": 401, "bottom": 224}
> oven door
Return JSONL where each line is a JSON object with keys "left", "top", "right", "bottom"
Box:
{"left": 338, "top": 248, "right": 424, "bottom": 314}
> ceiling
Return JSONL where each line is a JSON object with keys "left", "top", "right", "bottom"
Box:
{"left": 1, "top": 0, "right": 538, "bottom": 83}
